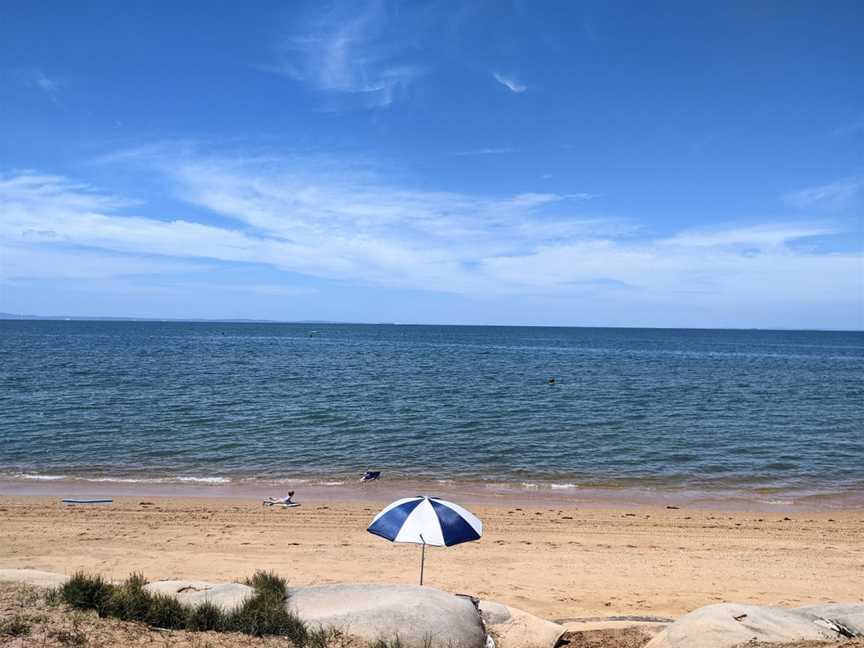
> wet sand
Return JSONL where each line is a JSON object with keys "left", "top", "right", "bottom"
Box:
{"left": 1, "top": 493, "right": 863, "bottom": 621}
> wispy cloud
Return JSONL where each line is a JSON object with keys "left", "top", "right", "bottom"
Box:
{"left": 833, "top": 115, "right": 864, "bottom": 137}
{"left": 1, "top": 153, "right": 859, "bottom": 326}
{"left": 1, "top": 244, "right": 209, "bottom": 280}
{"left": 661, "top": 224, "right": 834, "bottom": 249}
{"left": 783, "top": 175, "right": 863, "bottom": 211}
{"left": 453, "top": 147, "right": 520, "bottom": 157}
{"left": 269, "top": 2, "right": 423, "bottom": 107}
{"left": 493, "top": 72, "right": 526, "bottom": 93}
{"left": 32, "top": 70, "right": 62, "bottom": 104}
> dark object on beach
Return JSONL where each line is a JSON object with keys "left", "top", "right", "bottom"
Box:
{"left": 262, "top": 491, "right": 299, "bottom": 507}
{"left": 666, "top": 505, "right": 679, "bottom": 509}
{"left": 360, "top": 471, "right": 381, "bottom": 483}
{"left": 62, "top": 499, "right": 113, "bottom": 505}
{"left": 548, "top": 377, "right": 556, "bottom": 385}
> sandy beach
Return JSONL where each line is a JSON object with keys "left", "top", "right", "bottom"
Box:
{"left": 2, "top": 492, "right": 862, "bottom": 622}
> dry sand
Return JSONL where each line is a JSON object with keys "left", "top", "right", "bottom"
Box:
{"left": 1, "top": 495, "right": 863, "bottom": 622}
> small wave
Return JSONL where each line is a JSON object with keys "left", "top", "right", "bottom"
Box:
{"left": 80, "top": 477, "right": 160, "bottom": 483}
{"left": 6, "top": 472, "right": 238, "bottom": 485}
{"left": 175, "top": 476, "right": 231, "bottom": 484}
{"left": 550, "top": 483, "right": 577, "bottom": 490}
{"left": 317, "top": 481, "right": 345, "bottom": 486}
{"left": 759, "top": 498, "right": 794, "bottom": 506}
{"left": 521, "top": 482, "right": 540, "bottom": 489}
{"left": 244, "top": 478, "right": 310, "bottom": 485}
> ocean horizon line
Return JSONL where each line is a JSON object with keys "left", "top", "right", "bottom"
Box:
{"left": 1, "top": 315, "right": 861, "bottom": 333}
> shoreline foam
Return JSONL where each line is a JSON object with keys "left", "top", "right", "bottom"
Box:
{"left": 2, "top": 474, "right": 862, "bottom": 512}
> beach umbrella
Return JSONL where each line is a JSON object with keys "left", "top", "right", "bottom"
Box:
{"left": 367, "top": 496, "right": 482, "bottom": 585}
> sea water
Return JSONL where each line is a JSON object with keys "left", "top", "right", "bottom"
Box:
{"left": 1, "top": 321, "right": 862, "bottom": 501}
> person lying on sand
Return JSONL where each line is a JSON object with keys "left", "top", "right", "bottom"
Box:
{"left": 262, "top": 491, "right": 297, "bottom": 507}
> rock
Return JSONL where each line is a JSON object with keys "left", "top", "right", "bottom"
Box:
{"left": 479, "top": 600, "right": 566, "bottom": 648}
{"left": 0, "top": 569, "right": 65, "bottom": 587}
{"left": 646, "top": 602, "right": 864, "bottom": 648}
{"left": 0, "top": 570, "right": 564, "bottom": 648}
{"left": 794, "top": 604, "right": 864, "bottom": 637}
{"left": 144, "top": 580, "right": 253, "bottom": 611}
{"left": 479, "top": 600, "right": 512, "bottom": 625}
{"left": 288, "top": 583, "right": 487, "bottom": 648}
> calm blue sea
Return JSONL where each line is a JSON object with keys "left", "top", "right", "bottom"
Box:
{"left": 1, "top": 321, "right": 862, "bottom": 499}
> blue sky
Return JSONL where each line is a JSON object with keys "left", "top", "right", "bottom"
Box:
{"left": 1, "top": 0, "right": 862, "bottom": 328}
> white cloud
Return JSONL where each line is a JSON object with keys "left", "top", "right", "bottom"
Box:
{"left": 270, "top": 3, "right": 423, "bottom": 107}
{"left": 32, "top": 70, "right": 62, "bottom": 104}
{"left": 661, "top": 224, "right": 833, "bottom": 249}
{"left": 0, "top": 244, "right": 210, "bottom": 280}
{"left": 239, "top": 285, "right": 317, "bottom": 297}
{"left": 783, "top": 175, "right": 863, "bottom": 211}
{"left": 493, "top": 72, "right": 526, "bottom": 93}
{"left": 1, "top": 156, "right": 860, "bottom": 328}
{"left": 453, "top": 147, "right": 520, "bottom": 156}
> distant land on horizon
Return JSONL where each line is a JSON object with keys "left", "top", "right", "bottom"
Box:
{"left": 0, "top": 312, "right": 353, "bottom": 324}
{"left": 0, "top": 313, "right": 860, "bottom": 333}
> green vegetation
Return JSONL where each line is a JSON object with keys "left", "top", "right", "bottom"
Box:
{"left": 60, "top": 572, "right": 113, "bottom": 617}
{"left": 245, "top": 570, "right": 288, "bottom": 596}
{"left": 0, "top": 614, "right": 32, "bottom": 637}
{"left": 56, "top": 570, "right": 310, "bottom": 640}
{"left": 144, "top": 591, "right": 188, "bottom": 629}
{"left": 48, "top": 624, "right": 89, "bottom": 647}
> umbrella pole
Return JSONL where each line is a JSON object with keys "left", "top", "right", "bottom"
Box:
{"left": 420, "top": 536, "right": 426, "bottom": 585}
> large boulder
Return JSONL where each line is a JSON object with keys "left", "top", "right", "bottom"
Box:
{"left": 478, "top": 600, "right": 566, "bottom": 648}
{"left": 0, "top": 569, "right": 65, "bottom": 587}
{"left": 288, "top": 583, "right": 487, "bottom": 648}
{"left": 646, "top": 602, "right": 864, "bottom": 648}
{"left": 795, "top": 604, "right": 864, "bottom": 636}
{"left": 144, "top": 580, "right": 253, "bottom": 610}
{"left": 0, "top": 570, "right": 569, "bottom": 648}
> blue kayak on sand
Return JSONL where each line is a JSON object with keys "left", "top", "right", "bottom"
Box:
{"left": 61, "top": 499, "right": 113, "bottom": 504}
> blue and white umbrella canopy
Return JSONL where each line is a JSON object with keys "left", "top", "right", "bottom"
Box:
{"left": 367, "top": 496, "right": 482, "bottom": 547}
{"left": 367, "top": 496, "right": 483, "bottom": 584}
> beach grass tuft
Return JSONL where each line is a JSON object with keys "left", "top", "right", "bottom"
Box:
{"left": 60, "top": 572, "right": 113, "bottom": 617}
{"left": 45, "top": 585, "right": 63, "bottom": 607}
{"left": 245, "top": 570, "right": 287, "bottom": 594}
{"left": 0, "top": 614, "right": 32, "bottom": 637}
{"left": 185, "top": 599, "right": 227, "bottom": 632}
{"left": 229, "top": 572, "right": 306, "bottom": 641}
{"left": 145, "top": 592, "right": 188, "bottom": 629}
{"left": 107, "top": 572, "right": 152, "bottom": 622}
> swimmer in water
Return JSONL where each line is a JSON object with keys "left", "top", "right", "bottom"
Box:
{"left": 548, "top": 377, "right": 556, "bottom": 385}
